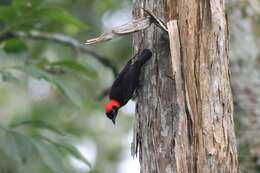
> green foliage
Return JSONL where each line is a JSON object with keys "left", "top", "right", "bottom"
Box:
{"left": 10, "top": 120, "right": 65, "bottom": 136}
{"left": 0, "top": 0, "right": 87, "bottom": 32}
{"left": 3, "top": 38, "right": 27, "bottom": 53}
{"left": 0, "top": 0, "right": 259, "bottom": 172}
{"left": 0, "top": 0, "right": 133, "bottom": 173}
{"left": 0, "top": 123, "right": 91, "bottom": 173}
{"left": 13, "top": 64, "right": 88, "bottom": 107}
{"left": 50, "top": 60, "right": 97, "bottom": 79}
{"left": 0, "top": 71, "right": 20, "bottom": 84}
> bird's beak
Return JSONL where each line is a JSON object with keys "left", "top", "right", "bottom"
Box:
{"left": 111, "top": 108, "right": 118, "bottom": 125}
{"left": 106, "top": 107, "right": 118, "bottom": 125}
{"left": 111, "top": 117, "right": 116, "bottom": 125}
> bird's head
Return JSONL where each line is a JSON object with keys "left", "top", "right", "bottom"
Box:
{"left": 105, "top": 100, "right": 121, "bottom": 124}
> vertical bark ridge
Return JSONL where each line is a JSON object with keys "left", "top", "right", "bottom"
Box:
{"left": 132, "top": 0, "right": 239, "bottom": 172}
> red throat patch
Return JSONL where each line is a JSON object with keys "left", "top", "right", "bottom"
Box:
{"left": 105, "top": 100, "right": 121, "bottom": 113}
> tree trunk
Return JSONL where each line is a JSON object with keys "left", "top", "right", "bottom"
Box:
{"left": 132, "top": 0, "right": 239, "bottom": 173}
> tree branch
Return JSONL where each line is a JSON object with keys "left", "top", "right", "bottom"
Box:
{"left": 85, "top": 9, "right": 167, "bottom": 45}
{"left": 0, "top": 31, "right": 118, "bottom": 77}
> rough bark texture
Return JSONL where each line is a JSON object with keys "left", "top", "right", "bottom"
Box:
{"left": 132, "top": 0, "right": 239, "bottom": 173}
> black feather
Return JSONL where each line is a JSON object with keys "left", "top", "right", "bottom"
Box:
{"left": 109, "top": 49, "right": 152, "bottom": 106}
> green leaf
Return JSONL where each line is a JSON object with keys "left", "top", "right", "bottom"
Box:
{"left": 0, "top": 129, "right": 19, "bottom": 173}
{"left": 35, "top": 58, "right": 50, "bottom": 67}
{"left": 0, "top": 6, "right": 17, "bottom": 23}
{"left": 0, "top": 128, "right": 20, "bottom": 163}
{"left": 37, "top": 7, "right": 88, "bottom": 29}
{"left": 0, "top": 0, "right": 12, "bottom": 6}
{"left": 14, "top": 65, "right": 82, "bottom": 107}
{"left": 10, "top": 131, "right": 35, "bottom": 164}
{"left": 12, "top": 0, "right": 43, "bottom": 9}
{"left": 51, "top": 60, "right": 97, "bottom": 79}
{"left": 0, "top": 128, "right": 35, "bottom": 165}
{"left": 32, "top": 139, "right": 65, "bottom": 173}
{"left": 3, "top": 38, "right": 27, "bottom": 53}
{"left": 2, "top": 1, "right": 87, "bottom": 31}
{"left": 10, "top": 120, "right": 65, "bottom": 136}
{"left": 52, "top": 79, "right": 82, "bottom": 107}
{"left": 37, "top": 135, "right": 91, "bottom": 168}
{"left": 0, "top": 128, "right": 82, "bottom": 173}
{"left": 55, "top": 138, "right": 91, "bottom": 168}
{"left": 0, "top": 150, "right": 18, "bottom": 173}
{"left": 0, "top": 71, "right": 20, "bottom": 85}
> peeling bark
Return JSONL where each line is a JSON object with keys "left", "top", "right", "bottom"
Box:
{"left": 132, "top": 0, "right": 239, "bottom": 173}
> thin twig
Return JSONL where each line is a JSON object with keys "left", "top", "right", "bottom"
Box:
{"left": 0, "top": 31, "right": 118, "bottom": 77}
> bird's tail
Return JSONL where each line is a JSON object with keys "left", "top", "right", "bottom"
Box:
{"left": 136, "top": 49, "right": 152, "bottom": 67}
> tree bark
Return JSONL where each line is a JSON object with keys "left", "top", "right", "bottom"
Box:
{"left": 132, "top": 0, "right": 239, "bottom": 173}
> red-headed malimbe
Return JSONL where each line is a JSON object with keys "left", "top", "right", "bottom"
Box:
{"left": 105, "top": 49, "right": 152, "bottom": 124}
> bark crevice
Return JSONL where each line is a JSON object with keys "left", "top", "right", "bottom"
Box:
{"left": 132, "top": 0, "right": 239, "bottom": 173}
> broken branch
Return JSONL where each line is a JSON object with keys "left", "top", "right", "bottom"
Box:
{"left": 85, "top": 17, "right": 151, "bottom": 45}
{"left": 85, "top": 9, "right": 168, "bottom": 45}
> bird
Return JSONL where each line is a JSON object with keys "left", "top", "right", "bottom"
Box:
{"left": 105, "top": 49, "right": 152, "bottom": 124}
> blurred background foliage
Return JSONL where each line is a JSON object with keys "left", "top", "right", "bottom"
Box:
{"left": 229, "top": 0, "right": 260, "bottom": 172}
{"left": 0, "top": 0, "right": 259, "bottom": 173}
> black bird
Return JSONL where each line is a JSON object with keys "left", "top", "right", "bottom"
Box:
{"left": 105, "top": 49, "right": 152, "bottom": 124}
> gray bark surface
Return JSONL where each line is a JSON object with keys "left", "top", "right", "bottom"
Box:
{"left": 132, "top": 0, "right": 239, "bottom": 173}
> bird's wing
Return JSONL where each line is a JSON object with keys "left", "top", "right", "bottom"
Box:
{"left": 111, "top": 59, "right": 132, "bottom": 88}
